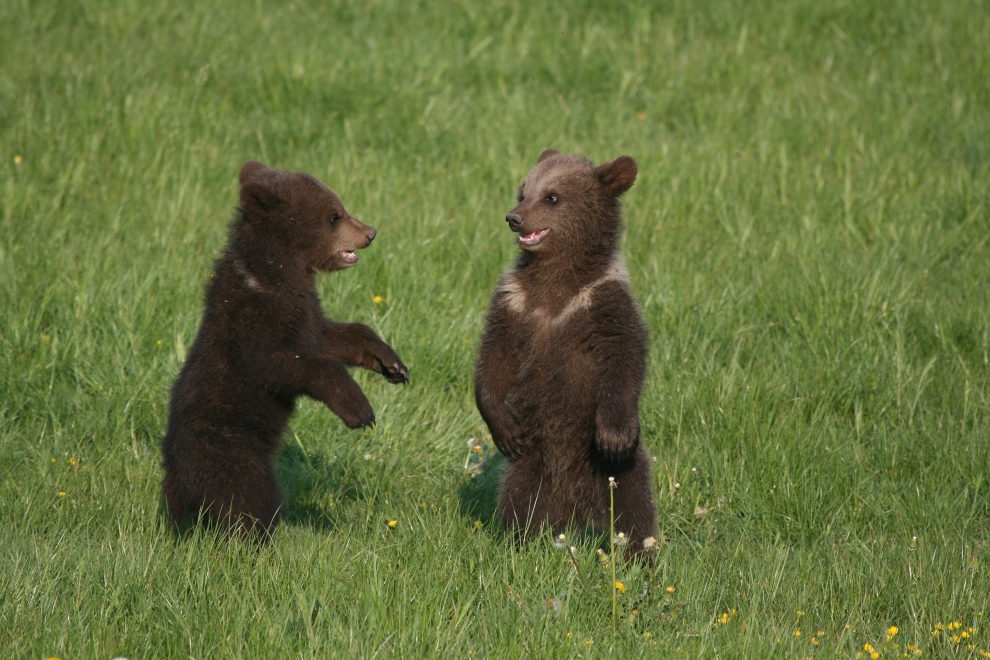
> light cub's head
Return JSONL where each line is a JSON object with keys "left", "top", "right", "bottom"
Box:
{"left": 238, "top": 161, "right": 376, "bottom": 272}
{"left": 505, "top": 150, "right": 637, "bottom": 257}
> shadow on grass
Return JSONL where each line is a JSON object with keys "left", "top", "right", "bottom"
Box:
{"left": 457, "top": 452, "right": 504, "bottom": 527}
{"left": 277, "top": 443, "right": 366, "bottom": 533}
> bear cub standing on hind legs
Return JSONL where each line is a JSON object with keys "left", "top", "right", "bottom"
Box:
{"left": 475, "top": 150, "right": 658, "bottom": 558}
{"left": 161, "top": 161, "right": 409, "bottom": 540}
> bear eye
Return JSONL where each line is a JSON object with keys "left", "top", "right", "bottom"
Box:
{"left": 329, "top": 213, "right": 340, "bottom": 224}
{"left": 545, "top": 193, "right": 558, "bottom": 204}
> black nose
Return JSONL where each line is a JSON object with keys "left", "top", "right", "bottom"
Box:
{"left": 367, "top": 227, "right": 376, "bottom": 243}
{"left": 506, "top": 213, "right": 523, "bottom": 231}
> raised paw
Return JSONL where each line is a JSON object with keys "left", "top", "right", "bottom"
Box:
{"left": 382, "top": 359, "right": 410, "bottom": 385}
{"left": 595, "top": 418, "right": 640, "bottom": 462}
{"left": 342, "top": 407, "right": 376, "bottom": 430}
{"left": 492, "top": 420, "right": 531, "bottom": 462}
{"left": 331, "top": 388, "right": 376, "bottom": 429}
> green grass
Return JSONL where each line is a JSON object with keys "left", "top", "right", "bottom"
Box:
{"left": 2, "top": 0, "right": 989, "bottom": 656}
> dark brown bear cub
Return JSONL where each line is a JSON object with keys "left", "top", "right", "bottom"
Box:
{"left": 475, "top": 150, "right": 658, "bottom": 558}
{"left": 161, "top": 161, "right": 409, "bottom": 540}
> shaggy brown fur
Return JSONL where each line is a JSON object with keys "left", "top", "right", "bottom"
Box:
{"left": 475, "top": 150, "right": 658, "bottom": 557}
{"left": 161, "top": 161, "right": 409, "bottom": 540}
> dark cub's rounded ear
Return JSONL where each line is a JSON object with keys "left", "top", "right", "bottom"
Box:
{"left": 594, "top": 156, "right": 638, "bottom": 197}
{"left": 538, "top": 149, "right": 560, "bottom": 163}
{"left": 239, "top": 161, "right": 272, "bottom": 185}
{"left": 239, "top": 162, "right": 280, "bottom": 214}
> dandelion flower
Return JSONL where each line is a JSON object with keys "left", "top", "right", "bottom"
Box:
{"left": 473, "top": 520, "right": 483, "bottom": 529}
{"left": 373, "top": 295, "right": 384, "bottom": 304}
{"left": 387, "top": 520, "right": 397, "bottom": 528}
{"left": 665, "top": 585, "right": 676, "bottom": 594}
{"left": 58, "top": 491, "right": 66, "bottom": 497}
{"left": 614, "top": 581, "right": 626, "bottom": 594}
{"left": 793, "top": 629, "right": 801, "bottom": 637}
{"left": 14, "top": 155, "right": 23, "bottom": 165}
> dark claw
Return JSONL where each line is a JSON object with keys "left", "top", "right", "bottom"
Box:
{"left": 384, "top": 361, "right": 410, "bottom": 384}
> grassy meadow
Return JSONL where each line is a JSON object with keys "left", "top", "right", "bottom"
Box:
{"left": 2, "top": 0, "right": 989, "bottom": 656}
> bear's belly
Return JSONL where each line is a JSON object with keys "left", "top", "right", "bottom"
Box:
{"left": 510, "top": 334, "right": 597, "bottom": 442}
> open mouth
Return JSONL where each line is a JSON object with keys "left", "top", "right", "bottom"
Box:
{"left": 341, "top": 249, "right": 359, "bottom": 265}
{"left": 518, "top": 228, "right": 550, "bottom": 247}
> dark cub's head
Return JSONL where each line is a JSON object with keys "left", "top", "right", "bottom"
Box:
{"left": 237, "top": 161, "right": 376, "bottom": 272}
{"left": 505, "top": 151, "right": 637, "bottom": 259}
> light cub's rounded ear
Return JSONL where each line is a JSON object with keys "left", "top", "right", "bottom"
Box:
{"left": 594, "top": 156, "right": 638, "bottom": 197}
{"left": 239, "top": 160, "right": 272, "bottom": 185}
{"left": 538, "top": 149, "right": 560, "bottom": 163}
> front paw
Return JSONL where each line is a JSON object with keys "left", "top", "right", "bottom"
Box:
{"left": 595, "top": 418, "right": 640, "bottom": 461}
{"left": 342, "top": 406, "right": 376, "bottom": 429}
{"left": 492, "top": 420, "right": 530, "bottom": 462}
{"left": 334, "top": 393, "right": 376, "bottom": 429}
{"left": 382, "top": 358, "right": 410, "bottom": 385}
{"left": 373, "top": 346, "right": 410, "bottom": 384}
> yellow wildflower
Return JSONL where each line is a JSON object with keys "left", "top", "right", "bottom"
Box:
{"left": 793, "top": 629, "right": 801, "bottom": 637}
{"left": 373, "top": 295, "right": 384, "bottom": 304}
{"left": 665, "top": 586, "right": 676, "bottom": 594}
{"left": 14, "top": 155, "right": 23, "bottom": 165}
{"left": 889, "top": 625, "right": 899, "bottom": 637}
{"left": 387, "top": 520, "right": 397, "bottom": 528}
{"left": 614, "top": 581, "right": 626, "bottom": 594}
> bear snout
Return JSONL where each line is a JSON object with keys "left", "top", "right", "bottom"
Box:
{"left": 506, "top": 213, "right": 523, "bottom": 231}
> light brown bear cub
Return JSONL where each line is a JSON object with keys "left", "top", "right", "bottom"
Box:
{"left": 475, "top": 150, "right": 658, "bottom": 558}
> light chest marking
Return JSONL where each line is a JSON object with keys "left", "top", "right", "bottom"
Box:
{"left": 497, "top": 257, "right": 629, "bottom": 330}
